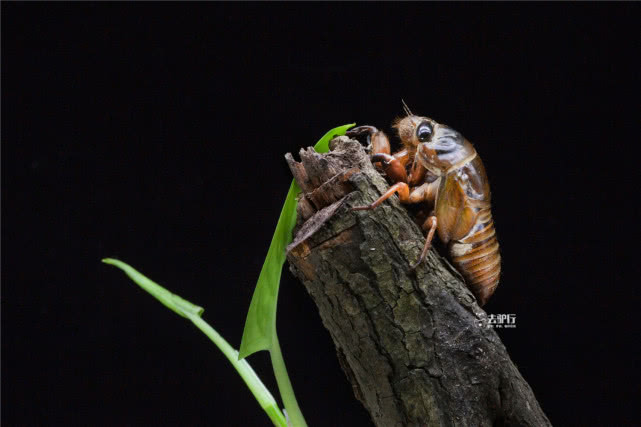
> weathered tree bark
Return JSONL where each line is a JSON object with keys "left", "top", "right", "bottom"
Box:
{"left": 285, "top": 137, "right": 551, "bottom": 427}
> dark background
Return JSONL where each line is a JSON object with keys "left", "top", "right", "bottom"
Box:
{"left": 3, "top": 3, "right": 639, "bottom": 426}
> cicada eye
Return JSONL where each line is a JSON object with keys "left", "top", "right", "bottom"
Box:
{"left": 417, "top": 122, "right": 433, "bottom": 142}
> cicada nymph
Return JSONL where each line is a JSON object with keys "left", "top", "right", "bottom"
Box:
{"left": 349, "top": 108, "right": 500, "bottom": 306}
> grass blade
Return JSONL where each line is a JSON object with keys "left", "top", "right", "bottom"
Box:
{"left": 103, "top": 258, "right": 288, "bottom": 427}
{"left": 102, "top": 258, "right": 203, "bottom": 318}
{"left": 238, "top": 123, "right": 355, "bottom": 359}
{"left": 237, "top": 123, "right": 354, "bottom": 426}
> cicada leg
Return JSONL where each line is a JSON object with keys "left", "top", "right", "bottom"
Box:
{"left": 352, "top": 182, "right": 410, "bottom": 211}
{"left": 346, "top": 125, "right": 390, "bottom": 155}
{"left": 347, "top": 126, "right": 407, "bottom": 183}
{"left": 410, "top": 216, "right": 437, "bottom": 270}
{"left": 349, "top": 124, "right": 440, "bottom": 270}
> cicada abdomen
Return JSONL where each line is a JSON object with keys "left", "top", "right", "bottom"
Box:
{"left": 447, "top": 189, "right": 501, "bottom": 306}
{"left": 430, "top": 146, "right": 501, "bottom": 307}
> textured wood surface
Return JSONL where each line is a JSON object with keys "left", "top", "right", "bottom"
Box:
{"left": 286, "top": 137, "right": 551, "bottom": 427}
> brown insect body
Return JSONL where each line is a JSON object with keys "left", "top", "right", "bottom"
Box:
{"left": 349, "top": 114, "right": 501, "bottom": 306}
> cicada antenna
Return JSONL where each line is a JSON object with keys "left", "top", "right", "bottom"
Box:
{"left": 401, "top": 99, "right": 413, "bottom": 117}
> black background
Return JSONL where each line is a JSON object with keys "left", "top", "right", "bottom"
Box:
{"left": 3, "top": 3, "right": 639, "bottom": 426}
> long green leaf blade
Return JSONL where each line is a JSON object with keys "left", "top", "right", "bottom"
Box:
{"left": 102, "top": 258, "right": 204, "bottom": 318}
{"left": 238, "top": 123, "right": 355, "bottom": 359}
{"left": 103, "top": 258, "right": 288, "bottom": 427}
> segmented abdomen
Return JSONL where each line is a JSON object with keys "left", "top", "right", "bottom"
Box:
{"left": 449, "top": 207, "right": 501, "bottom": 306}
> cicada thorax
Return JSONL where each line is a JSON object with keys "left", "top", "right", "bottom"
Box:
{"left": 434, "top": 155, "right": 501, "bottom": 306}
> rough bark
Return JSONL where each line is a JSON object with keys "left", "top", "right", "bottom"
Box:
{"left": 285, "top": 136, "right": 551, "bottom": 427}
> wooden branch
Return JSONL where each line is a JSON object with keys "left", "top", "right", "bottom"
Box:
{"left": 285, "top": 137, "right": 551, "bottom": 427}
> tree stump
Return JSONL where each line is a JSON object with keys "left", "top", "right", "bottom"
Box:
{"left": 285, "top": 136, "right": 551, "bottom": 427}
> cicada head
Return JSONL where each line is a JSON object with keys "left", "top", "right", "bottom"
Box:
{"left": 395, "top": 115, "right": 476, "bottom": 176}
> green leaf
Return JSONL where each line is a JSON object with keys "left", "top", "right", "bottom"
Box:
{"left": 103, "top": 258, "right": 288, "bottom": 427}
{"left": 102, "top": 258, "right": 204, "bottom": 318}
{"left": 238, "top": 123, "right": 355, "bottom": 359}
